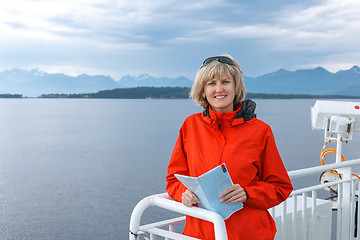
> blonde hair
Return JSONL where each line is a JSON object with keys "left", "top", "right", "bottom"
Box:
{"left": 190, "top": 54, "right": 246, "bottom": 109}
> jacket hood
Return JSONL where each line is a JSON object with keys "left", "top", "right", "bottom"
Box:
{"left": 202, "top": 99, "right": 257, "bottom": 122}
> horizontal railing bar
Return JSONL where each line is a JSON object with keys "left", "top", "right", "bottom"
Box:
{"left": 142, "top": 227, "right": 200, "bottom": 240}
{"left": 140, "top": 216, "right": 186, "bottom": 230}
{"left": 288, "top": 158, "right": 360, "bottom": 179}
{"left": 290, "top": 178, "right": 354, "bottom": 196}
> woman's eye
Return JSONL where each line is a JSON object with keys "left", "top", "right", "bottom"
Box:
{"left": 207, "top": 82, "right": 215, "bottom": 85}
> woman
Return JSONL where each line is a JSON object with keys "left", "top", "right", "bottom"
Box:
{"left": 166, "top": 54, "right": 293, "bottom": 240}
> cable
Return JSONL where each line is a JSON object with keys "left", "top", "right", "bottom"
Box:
{"left": 320, "top": 136, "right": 360, "bottom": 179}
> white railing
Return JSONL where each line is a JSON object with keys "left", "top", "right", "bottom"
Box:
{"left": 129, "top": 158, "right": 360, "bottom": 240}
{"left": 129, "top": 193, "right": 227, "bottom": 240}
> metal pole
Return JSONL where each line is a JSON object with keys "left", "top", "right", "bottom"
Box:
{"left": 336, "top": 134, "right": 343, "bottom": 163}
{"left": 340, "top": 167, "right": 352, "bottom": 240}
{"left": 292, "top": 195, "right": 297, "bottom": 240}
{"left": 302, "top": 193, "right": 307, "bottom": 240}
{"left": 281, "top": 202, "right": 287, "bottom": 239}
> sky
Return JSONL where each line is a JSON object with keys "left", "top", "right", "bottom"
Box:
{"left": 1, "top": 0, "right": 360, "bottom": 80}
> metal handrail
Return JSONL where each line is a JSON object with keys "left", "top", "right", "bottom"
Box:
{"left": 289, "top": 158, "right": 360, "bottom": 179}
{"left": 129, "top": 158, "right": 360, "bottom": 240}
{"left": 129, "top": 193, "right": 228, "bottom": 240}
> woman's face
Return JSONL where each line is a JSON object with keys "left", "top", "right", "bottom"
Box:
{"left": 203, "top": 70, "right": 236, "bottom": 113}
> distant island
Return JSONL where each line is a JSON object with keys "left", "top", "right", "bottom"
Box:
{"left": 0, "top": 94, "right": 23, "bottom": 98}
{"left": 35, "top": 87, "right": 360, "bottom": 99}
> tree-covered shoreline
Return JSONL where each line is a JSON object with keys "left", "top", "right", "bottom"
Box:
{"left": 38, "top": 87, "right": 360, "bottom": 99}
{"left": 0, "top": 94, "right": 23, "bottom": 98}
{"left": 2, "top": 87, "right": 360, "bottom": 99}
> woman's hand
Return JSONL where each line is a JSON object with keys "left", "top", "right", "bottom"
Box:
{"left": 182, "top": 189, "right": 200, "bottom": 207}
{"left": 219, "top": 184, "right": 248, "bottom": 203}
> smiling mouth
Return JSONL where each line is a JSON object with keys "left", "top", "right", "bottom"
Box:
{"left": 214, "top": 95, "right": 226, "bottom": 99}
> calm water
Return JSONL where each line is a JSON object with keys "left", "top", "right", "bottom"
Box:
{"left": 0, "top": 99, "right": 359, "bottom": 240}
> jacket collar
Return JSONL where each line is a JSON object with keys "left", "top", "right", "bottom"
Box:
{"left": 202, "top": 99, "right": 257, "bottom": 125}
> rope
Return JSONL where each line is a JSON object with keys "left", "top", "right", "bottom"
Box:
{"left": 129, "top": 230, "right": 150, "bottom": 240}
{"left": 320, "top": 136, "right": 360, "bottom": 179}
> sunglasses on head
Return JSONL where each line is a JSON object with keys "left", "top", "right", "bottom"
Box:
{"left": 202, "top": 56, "right": 235, "bottom": 67}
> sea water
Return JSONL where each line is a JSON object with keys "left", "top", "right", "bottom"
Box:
{"left": 0, "top": 98, "right": 359, "bottom": 239}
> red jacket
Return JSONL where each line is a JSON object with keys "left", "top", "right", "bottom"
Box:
{"left": 166, "top": 100, "right": 293, "bottom": 240}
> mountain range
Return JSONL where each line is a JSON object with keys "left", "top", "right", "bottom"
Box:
{"left": 1, "top": 66, "right": 360, "bottom": 97}
{"left": 244, "top": 66, "right": 360, "bottom": 96}
{"left": 0, "top": 69, "right": 194, "bottom": 97}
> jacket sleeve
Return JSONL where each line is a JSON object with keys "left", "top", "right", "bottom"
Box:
{"left": 166, "top": 127, "right": 189, "bottom": 202}
{"left": 244, "top": 126, "right": 293, "bottom": 209}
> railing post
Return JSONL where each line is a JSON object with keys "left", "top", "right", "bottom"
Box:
{"left": 292, "top": 195, "right": 297, "bottom": 240}
{"left": 350, "top": 180, "right": 356, "bottom": 240}
{"left": 302, "top": 192, "right": 307, "bottom": 240}
{"left": 129, "top": 195, "right": 153, "bottom": 240}
{"left": 357, "top": 183, "right": 360, "bottom": 239}
{"left": 338, "top": 166, "right": 352, "bottom": 240}
{"left": 165, "top": 224, "right": 175, "bottom": 240}
{"left": 281, "top": 202, "right": 287, "bottom": 239}
{"left": 311, "top": 190, "right": 317, "bottom": 240}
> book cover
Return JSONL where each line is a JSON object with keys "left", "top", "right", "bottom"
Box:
{"left": 175, "top": 163, "right": 243, "bottom": 219}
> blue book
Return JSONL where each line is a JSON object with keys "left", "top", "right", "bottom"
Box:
{"left": 175, "top": 163, "right": 243, "bottom": 219}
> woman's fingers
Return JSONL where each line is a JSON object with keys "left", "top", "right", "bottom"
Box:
{"left": 182, "top": 189, "right": 200, "bottom": 207}
{"left": 182, "top": 184, "right": 247, "bottom": 207}
{"left": 219, "top": 184, "right": 248, "bottom": 203}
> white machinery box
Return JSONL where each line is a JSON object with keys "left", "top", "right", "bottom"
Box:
{"left": 311, "top": 100, "right": 360, "bottom": 131}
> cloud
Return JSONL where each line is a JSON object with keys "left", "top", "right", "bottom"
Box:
{"left": 193, "top": 0, "right": 360, "bottom": 74}
{"left": 273, "top": 0, "right": 360, "bottom": 49}
{"left": 187, "top": 0, "right": 360, "bottom": 52}
{"left": 1, "top": 0, "right": 360, "bottom": 78}
{"left": 0, "top": 0, "right": 235, "bottom": 64}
